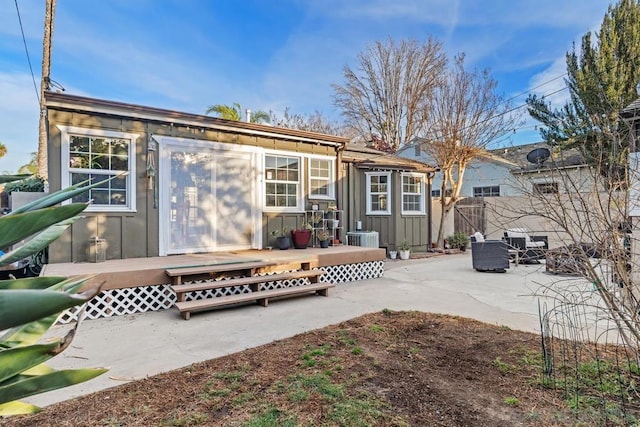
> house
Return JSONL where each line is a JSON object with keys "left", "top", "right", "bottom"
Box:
{"left": 622, "top": 95, "right": 640, "bottom": 216}
{"left": 397, "top": 141, "right": 519, "bottom": 198}
{"left": 398, "top": 140, "right": 593, "bottom": 199}
{"left": 397, "top": 139, "right": 596, "bottom": 242}
{"left": 340, "top": 145, "right": 437, "bottom": 252}
{"left": 45, "top": 92, "right": 350, "bottom": 263}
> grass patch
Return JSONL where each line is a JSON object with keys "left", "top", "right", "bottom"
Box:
{"left": 504, "top": 396, "right": 520, "bottom": 406}
{"left": 337, "top": 329, "right": 357, "bottom": 346}
{"left": 329, "top": 397, "right": 387, "bottom": 426}
{"left": 299, "top": 373, "right": 344, "bottom": 399}
{"left": 492, "top": 357, "right": 512, "bottom": 374}
{"left": 301, "top": 344, "right": 331, "bottom": 367}
{"left": 214, "top": 369, "right": 245, "bottom": 383}
{"left": 244, "top": 406, "right": 297, "bottom": 427}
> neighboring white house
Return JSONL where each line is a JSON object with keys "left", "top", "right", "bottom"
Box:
{"left": 624, "top": 96, "right": 640, "bottom": 216}
{"left": 397, "top": 141, "right": 591, "bottom": 199}
{"left": 396, "top": 142, "right": 519, "bottom": 198}
{"left": 397, "top": 140, "right": 593, "bottom": 242}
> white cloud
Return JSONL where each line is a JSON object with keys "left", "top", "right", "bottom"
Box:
{"left": 313, "top": 0, "right": 608, "bottom": 29}
{"left": 528, "top": 58, "right": 570, "bottom": 108}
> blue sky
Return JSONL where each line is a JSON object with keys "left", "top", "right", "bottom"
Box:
{"left": 0, "top": 0, "right": 610, "bottom": 173}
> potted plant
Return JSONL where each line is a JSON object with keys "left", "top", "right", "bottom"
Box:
{"left": 388, "top": 247, "right": 398, "bottom": 259}
{"left": 446, "top": 232, "right": 470, "bottom": 251}
{"left": 291, "top": 223, "right": 313, "bottom": 249}
{"left": 398, "top": 240, "right": 411, "bottom": 260}
{"left": 270, "top": 228, "right": 290, "bottom": 250}
{"left": 311, "top": 212, "right": 324, "bottom": 228}
{"left": 316, "top": 229, "right": 331, "bottom": 248}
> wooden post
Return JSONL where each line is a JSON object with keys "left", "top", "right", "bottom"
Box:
{"left": 37, "top": 0, "right": 56, "bottom": 181}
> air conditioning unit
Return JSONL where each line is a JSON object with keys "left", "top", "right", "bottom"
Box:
{"left": 346, "top": 231, "right": 379, "bottom": 248}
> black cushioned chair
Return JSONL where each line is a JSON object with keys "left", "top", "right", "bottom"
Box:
{"left": 504, "top": 228, "right": 548, "bottom": 263}
{"left": 471, "top": 239, "right": 510, "bottom": 273}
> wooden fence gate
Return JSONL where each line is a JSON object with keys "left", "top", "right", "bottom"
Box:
{"left": 454, "top": 198, "right": 486, "bottom": 235}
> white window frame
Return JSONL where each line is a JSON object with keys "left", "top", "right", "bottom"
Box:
{"left": 366, "top": 171, "right": 391, "bottom": 215}
{"left": 473, "top": 185, "right": 500, "bottom": 198}
{"left": 401, "top": 172, "right": 425, "bottom": 215}
{"left": 533, "top": 181, "right": 559, "bottom": 195}
{"left": 58, "top": 125, "right": 138, "bottom": 212}
{"left": 263, "top": 150, "right": 304, "bottom": 213}
{"left": 308, "top": 155, "right": 335, "bottom": 200}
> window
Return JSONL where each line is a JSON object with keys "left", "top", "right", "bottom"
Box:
{"left": 59, "top": 126, "right": 137, "bottom": 212}
{"left": 308, "top": 158, "right": 334, "bottom": 199}
{"left": 533, "top": 182, "right": 559, "bottom": 194}
{"left": 366, "top": 172, "right": 391, "bottom": 215}
{"left": 401, "top": 173, "right": 425, "bottom": 214}
{"left": 265, "top": 154, "right": 300, "bottom": 210}
{"left": 431, "top": 189, "right": 452, "bottom": 198}
{"left": 473, "top": 186, "right": 500, "bottom": 197}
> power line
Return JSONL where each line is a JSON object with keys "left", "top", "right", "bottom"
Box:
{"left": 504, "top": 73, "right": 568, "bottom": 104}
{"left": 14, "top": 0, "right": 40, "bottom": 104}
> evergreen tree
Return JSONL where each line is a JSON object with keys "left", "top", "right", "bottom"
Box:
{"left": 526, "top": 0, "right": 640, "bottom": 180}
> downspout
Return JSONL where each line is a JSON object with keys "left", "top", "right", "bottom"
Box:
{"left": 335, "top": 142, "right": 346, "bottom": 245}
{"left": 336, "top": 143, "right": 345, "bottom": 223}
{"left": 427, "top": 171, "right": 436, "bottom": 251}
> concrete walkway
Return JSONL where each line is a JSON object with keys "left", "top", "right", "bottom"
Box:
{"left": 29, "top": 253, "right": 565, "bottom": 407}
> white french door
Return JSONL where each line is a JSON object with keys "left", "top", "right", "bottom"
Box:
{"left": 157, "top": 137, "right": 260, "bottom": 255}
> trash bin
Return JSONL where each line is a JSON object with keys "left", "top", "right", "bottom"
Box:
{"left": 86, "top": 237, "right": 106, "bottom": 263}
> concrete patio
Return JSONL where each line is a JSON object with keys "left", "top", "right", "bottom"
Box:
{"left": 29, "top": 252, "right": 585, "bottom": 408}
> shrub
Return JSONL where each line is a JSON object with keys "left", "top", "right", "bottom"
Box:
{"left": 446, "top": 232, "right": 469, "bottom": 249}
{"left": 3, "top": 176, "right": 45, "bottom": 194}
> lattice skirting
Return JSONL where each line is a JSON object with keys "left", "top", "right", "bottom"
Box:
{"left": 56, "top": 260, "right": 384, "bottom": 324}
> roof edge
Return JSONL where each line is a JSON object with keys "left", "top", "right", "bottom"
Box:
{"left": 45, "top": 92, "right": 348, "bottom": 147}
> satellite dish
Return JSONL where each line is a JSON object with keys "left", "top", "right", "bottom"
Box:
{"left": 526, "top": 147, "right": 551, "bottom": 164}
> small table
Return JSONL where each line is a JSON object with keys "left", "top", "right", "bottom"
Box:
{"left": 545, "top": 248, "right": 585, "bottom": 275}
{"left": 507, "top": 248, "right": 521, "bottom": 266}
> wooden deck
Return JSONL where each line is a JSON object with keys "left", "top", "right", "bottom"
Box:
{"left": 41, "top": 246, "right": 385, "bottom": 291}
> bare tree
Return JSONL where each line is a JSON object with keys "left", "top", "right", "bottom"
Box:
{"left": 484, "top": 136, "right": 639, "bottom": 347}
{"left": 268, "top": 107, "right": 353, "bottom": 137}
{"left": 332, "top": 37, "right": 446, "bottom": 153}
{"left": 421, "top": 54, "right": 520, "bottom": 247}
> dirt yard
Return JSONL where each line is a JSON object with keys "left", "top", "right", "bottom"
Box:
{"left": 1, "top": 311, "right": 619, "bottom": 426}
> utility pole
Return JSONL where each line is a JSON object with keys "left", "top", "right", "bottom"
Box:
{"left": 37, "top": 0, "right": 56, "bottom": 181}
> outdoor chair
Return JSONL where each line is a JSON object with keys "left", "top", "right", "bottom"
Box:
{"left": 504, "top": 228, "right": 548, "bottom": 263}
{"left": 470, "top": 232, "right": 509, "bottom": 273}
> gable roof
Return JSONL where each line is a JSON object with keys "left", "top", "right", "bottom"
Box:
{"left": 45, "top": 92, "right": 349, "bottom": 148}
{"left": 397, "top": 138, "right": 519, "bottom": 168}
{"left": 621, "top": 96, "right": 640, "bottom": 119}
{"left": 343, "top": 145, "right": 437, "bottom": 173}
{"left": 490, "top": 142, "right": 587, "bottom": 172}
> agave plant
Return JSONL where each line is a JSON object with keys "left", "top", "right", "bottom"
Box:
{"left": 0, "top": 175, "right": 118, "bottom": 416}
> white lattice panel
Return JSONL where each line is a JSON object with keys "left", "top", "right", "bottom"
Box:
{"left": 320, "top": 261, "right": 384, "bottom": 284}
{"left": 56, "top": 261, "right": 385, "bottom": 323}
{"left": 57, "top": 284, "right": 175, "bottom": 324}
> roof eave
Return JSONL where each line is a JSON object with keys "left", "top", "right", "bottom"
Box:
{"left": 44, "top": 92, "right": 348, "bottom": 148}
